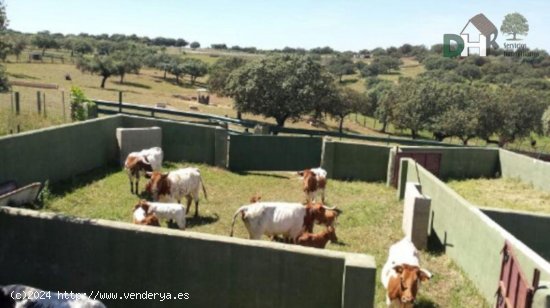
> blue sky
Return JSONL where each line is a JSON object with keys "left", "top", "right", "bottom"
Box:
{"left": 5, "top": 0, "right": 549, "bottom": 51}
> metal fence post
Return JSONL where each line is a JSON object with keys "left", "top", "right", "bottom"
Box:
{"left": 118, "top": 91, "right": 123, "bottom": 113}
{"left": 14, "top": 92, "right": 20, "bottom": 115}
{"left": 36, "top": 91, "right": 42, "bottom": 114}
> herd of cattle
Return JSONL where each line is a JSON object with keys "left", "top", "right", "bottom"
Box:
{"left": 125, "top": 146, "right": 433, "bottom": 306}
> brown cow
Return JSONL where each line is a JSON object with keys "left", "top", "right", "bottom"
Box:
{"left": 382, "top": 238, "right": 432, "bottom": 307}
{"left": 385, "top": 264, "right": 431, "bottom": 307}
{"left": 296, "top": 226, "right": 337, "bottom": 249}
{"left": 303, "top": 202, "right": 340, "bottom": 233}
{"left": 298, "top": 167, "right": 327, "bottom": 203}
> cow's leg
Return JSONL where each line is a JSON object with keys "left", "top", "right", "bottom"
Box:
{"left": 127, "top": 172, "right": 134, "bottom": 194}
{"left": 135, "top": 175, "right": 139, "bottom": 195}
{"left": 193, "top": 191, "right": 200, "bottom": 217}
{"left": 185, "top": 196, "right": 192, "bottom": 216}
{"left": 320, "top": 188, "right": 325, "bottom": 204}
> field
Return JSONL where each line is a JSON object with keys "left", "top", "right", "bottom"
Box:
{"left": 41, "top": 161, "right": 488, "bottom": 307}
{"left": 448, "top": 177, "right": 550, "bottom": 214}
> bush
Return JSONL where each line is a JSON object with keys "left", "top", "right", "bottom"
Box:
{"left": 70, "top": 86, "right": 95, "bottom": 121}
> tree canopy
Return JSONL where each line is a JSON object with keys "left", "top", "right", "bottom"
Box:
{"left": 208, "top": 57, "right": 247, "bottom": 96}
{"left": 225, "top": 54, "right": 335, "bottom": 127}
{"left": 501, "top": 12, "right": 529, "bottom": 40}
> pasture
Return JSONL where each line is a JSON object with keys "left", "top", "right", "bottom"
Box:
{"left": 448, "top": 177, "right": 550, "bottom": 214}
{"left": 41, "top": 161, "right": 487, "bottom": 307}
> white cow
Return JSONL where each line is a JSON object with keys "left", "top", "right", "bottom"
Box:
{"left": 230, "top": 202, "right": 308, "bottom": 242}
{"left": 137, "top": 200, "right": 186, "bottom": 230}
{"left": 381, "top": 238, "right": 432, "bottom": 307}
{"left": 145, "top": 167, "right": 208, "bottom": 217}
{"left": 124, "top": 147, "right": 163, "bottom": 194}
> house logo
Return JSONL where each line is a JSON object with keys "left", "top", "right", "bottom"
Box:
{"left": 443, "top": 13, "right": 499, "bottom": 57}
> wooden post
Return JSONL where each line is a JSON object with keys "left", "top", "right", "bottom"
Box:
{"left": 14, "top": 92, "right": 20, "bottom": 115}
{"left": 10, "top": 91, "right": 13, "bottom": 114}
{"left": 36, "top": 91, "right": 42, "bottom": 114}
{"left": 151, "top": 110, "right": 155, "bottom": 117}
{"left": 17, "top": 125, "right": 20, "bottom": 133}
{"left": 62, "top": 91, "right": 66, "bottom": 121}
{"left": 118, "top": 91, "right": 123, "bottom": 113}
{"left": 43, "top": 92, "right": 47, "bottom": 117}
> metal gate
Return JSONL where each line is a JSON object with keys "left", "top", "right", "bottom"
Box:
{"left": 391, "top": 151, "right": 442, "bottom": 187}
{"left": 496, "top": 241, "right": 540, "bottom": 308}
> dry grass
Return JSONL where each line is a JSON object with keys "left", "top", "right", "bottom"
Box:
{"left": 41, "top": 161, "right": 487, "bottom": 307}
{"left": 448, "top": 177, "right": 550, "bottom": 214}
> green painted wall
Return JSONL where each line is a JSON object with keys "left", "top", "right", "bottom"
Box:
{"left": 499, "top": 149, "right": 550, "bottom": 193}
{"left": 482, "top": 208, "right": 550, "bottom": 262}
{"left": 398, "top": 159, "right": 550, "bottom": 306}
{"left": 122, "top": 116, "right": 220, "bottom": 165}
{"left": 398, "top": 147, "right": 500, "bottom": 180}
{"left": 228, "top": 135, "right": 322, "bottom": 171}
{"left": 0, "top": 116, "right": 122, "bottom": 186}
{"left": 0, "top": 207, "right": 376, "bottom": 308}
{"left": 322, "top": 141, "right": 390, "bottom": 182}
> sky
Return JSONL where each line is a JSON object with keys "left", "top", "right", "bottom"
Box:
{"left": 4, "top": 0, "right": 550, "bottom": 52}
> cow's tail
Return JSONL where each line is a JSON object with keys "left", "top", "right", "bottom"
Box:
{"left": 200, "top": 176, "right": 208, "bottom": 200}
{"left": 230, "top": 206, "right": 247, "bottom": 237}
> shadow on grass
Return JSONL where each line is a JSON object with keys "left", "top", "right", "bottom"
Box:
{"left": 186, "top": 213, "right": 219, "bottom": 228}
{"left": 113, "top": 81, "right": 152, "bottom": 89}
{"left": 235, "top": 171, "right": 291, "bottom": 179}
{"left": 8, "top": 73, "right": 39, "bottom": 80}
{"left": 49, "top": 164, "right": 121, "bottom": 196}
{"left": 415, "top": 297, "right": 438, "bottom": 308}
{"left": 340, "top": 78, "right": 359, "bottom": 85}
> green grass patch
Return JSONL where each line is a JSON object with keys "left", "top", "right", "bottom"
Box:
{"left": 448, "top": 177, "right": 550, "bottom": 214}
{"left": 41, "top": 161, "right": 487, "bottom": 307}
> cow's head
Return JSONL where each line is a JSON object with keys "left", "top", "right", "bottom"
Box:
{"left": 145, "top": 171, "right": 170, "bottom": 200}
{"left": 250, "top": 195, "right": 262, "bottom": 203}
{"left": 390, "top": 264, "right": 432, "bottom": 306}
{"left": 134, "top": 200, "right": 150, "bottom": 213}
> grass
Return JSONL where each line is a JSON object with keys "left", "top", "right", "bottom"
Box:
{"left": 448, "top": 177, "right": 550, "bottom": 214}
{"left": 41, "top": 161, "right": 488, "bottom": 307}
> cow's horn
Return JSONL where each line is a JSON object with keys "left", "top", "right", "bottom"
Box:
{"left": 322, "top": 205, "right": 337, "bottom": 210}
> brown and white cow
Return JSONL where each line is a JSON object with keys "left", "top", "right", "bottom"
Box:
{"left": 145, "top": 167, "right": 207, "bottom": 217}
{"left": 132, "top": 202, "right": 161, "bottom": 227}
{"left": 381, "top": 238, "right": 432, "bottom": 307}
{"left": 124, "top": 147, "right": 163, "bottom": 194}
{"left": 302, "top": 202, "right": 340, "bottom": 233}
{"left": 298, "top": 167, "right": 327, "bottom": 203}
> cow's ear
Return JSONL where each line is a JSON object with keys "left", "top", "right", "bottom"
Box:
{"left": 161, "top": 172, "right": 169, "bottom": 178}
{"left": 419, "top": 268, "right": 432, "bottom": 282}
{"left": 145, "top": 172, "right": 153, "bottom": 179}
{"left": 393, "top": 265, "right": 403, "bottom": 274}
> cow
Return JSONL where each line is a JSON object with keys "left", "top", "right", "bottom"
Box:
{"left": 296, "top": 226, "right": 337, "bottom": 249}
{"left": 124, "top": 147, "right": 163, "bottom": 194}
{"left": 0, "top": 284, "right": 106, "bottom": 308}
{"left": 229, "top": 202, "right": 337, "bottom": 242}
{"left": 132, "top": 203, "right": 160, "bottom": 226}
{"left": 302, "top": 202, "right": 341, "bottom": 233}
{"left": 145, "top": 167, "right": 207, "bottom": 217}
{"left": 135, "top": 200, "right": 186, "bottom": 230}
{"left": 381, "top": 238, "right": 432, "bottom": 307}
{"left": 298, "top": 167, "right": 327, "bottom": 203}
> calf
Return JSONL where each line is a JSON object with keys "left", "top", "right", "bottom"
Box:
{"left": 124, "top": 147, "right": 163, "bottom": 194}
{"left": 136, "top": 200, "right": 186, "bottom": 230}
{"left": 296, "top": 226, "right": 337, "bottom": 249}
{"left": 132, "top": 204, "right": 160, "bottom": 226}
{"left": 145, "top": 167, "right": 208, "bottom": 217}
{"left": 381, "top": 238, "right": 432, "bottom": 307}
{"left": 298, "top": 167, "right": 327, "bottom": 203}
{"left": 1, "top": 284, "right": 106, "bottom": 308}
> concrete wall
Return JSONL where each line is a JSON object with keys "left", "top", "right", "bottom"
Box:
{"left": 116, "top": 127, "right": 162, "bottom": 166}
{"left": 481, "top": 208, "right": 550, "bottom": 262}
{"left": 398, "top": 159, "right": 550, "bottom": 306}
{"left": 499, "top": 149, "right": 550, "bottom": 193}
{"left": 228, "top": 135, "right": 322, "bottom": 171}
{"left": 322, "top": 140, "right": 390, "bottom": 182}
{"left": 0, "top": 115, "right": 122, "bottom": 186}
{"left": 122, "top": 116, "right": 227, "bottom": 166}
{"left": 0, "top": 207, "right": 376, "bottom": 308}
{"left": 395, "top": 146, "right": 500, "bottom": 181}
